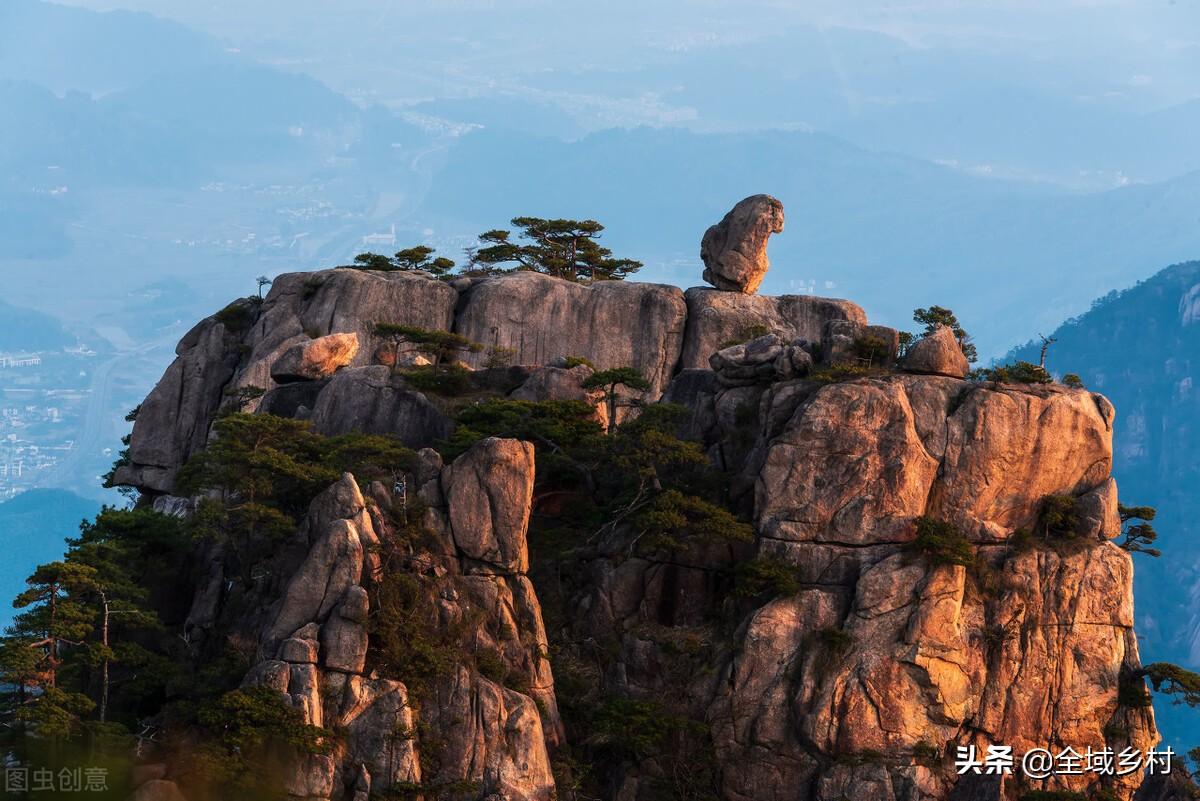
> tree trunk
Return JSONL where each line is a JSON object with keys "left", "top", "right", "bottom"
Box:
{"left": 100, "top": 592, "right": 109, "bottom": 724}
{"left": 48, "top": 581, "right": 58, "bottom": 688}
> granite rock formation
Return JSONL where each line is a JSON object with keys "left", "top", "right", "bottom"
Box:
{"left": 114, "top": 200, "right": 1162, "bottom": 801}
{"left": 454, "top": 271, "right": 687, "bottom": 397}
{"left": 271, "top": 332, "right": 360, "bottom": 383}
{"left": 680, "top": 288, "right": 866, "bottom": 370}
{"left": 902, "top": 325, "right": 971, "bottom": 378}
{"left": 235, "top": 444, "right": 558, "bottom": 801}
{"left": 701, "top": 194, "right": 785, "bottom": 294}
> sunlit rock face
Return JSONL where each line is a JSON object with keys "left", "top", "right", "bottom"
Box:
{"left": 699, "top": 374, "right": 1155, "bottom": 801}
{"left": 117, "top": 214, "right": 1161, "bottom": 800}
{"left": 235, "top": 443, "right": 558, "bottom": 801}
{"left": 701, "top": 193, "right": 785, "bottom": 294}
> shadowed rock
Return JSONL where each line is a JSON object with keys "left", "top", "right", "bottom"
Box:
{"left": 307, "top": 365, "right": 451, "bottom": 447}
{"left": 680, "top": 287, "right": 866, "bottom": 369}
{"left": 455, "top": 271, "right": 686, "bottom": 397}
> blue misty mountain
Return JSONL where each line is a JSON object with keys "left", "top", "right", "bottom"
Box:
{"left": 0, "top": 61, "right": 420, "bottom": 187}
{"left": 0, "top": 300, "right": 75, "bottom": 350}
{"left": 0, "top": 489, "right": 99, "bottom": 630}
{"left": 826, "top": 86, "right": 1200, "bottom": 187}
{"left": 1008, "top": 261, "right": 1200, "bottom": 748}
{"left": 5, "top": 0, "right": 1200, "bottom": 361}
{"left": 419, "top": 125, "right": 1200, "bottom": 356}
{"left": 0, "top": 0, "right": 227, "bottom": 94}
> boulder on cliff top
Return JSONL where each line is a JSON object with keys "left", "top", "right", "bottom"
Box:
{"left": 700, "top": 194, "right": 785, "bottom": 294}
{"left": 271, "top": 332, "right": 359, "bottom": 383}
{"left": 454, "top": 271, "right": 686, "bottom": 397}
{"left": 901, "top": 325, "right": 970, "bottom": 378}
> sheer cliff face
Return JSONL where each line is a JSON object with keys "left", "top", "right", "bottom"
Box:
{"left": 121, "top": 267, "right": 1157, "bottom": 801}
{"left": 205, "top": 444, "right": 559, "bottom": 801}
{"left": 700, "top": 375, "right": 1154, "bottom": 801}
{"left": 1006, "top": 261, "right": 1200, "bottom": 674}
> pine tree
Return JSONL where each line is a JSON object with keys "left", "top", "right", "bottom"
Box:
{"left": 468, "top": 217, "right": 642, "bottom": 282}
{"left": 2, "top": 561, "right": 100, "bottom": 740}
{"left": 912, "top": 305, "right": 978, "bottom": 363}
{"left": 1117, "top": 503, "right": 1161, "bottom": 557}
{"left": 583, "top": 367, "right": 652, "bottom": 433}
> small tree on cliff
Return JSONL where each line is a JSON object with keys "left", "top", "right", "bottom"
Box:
{"left": 1117, "top": 503, "right": 1161, "bottom": 557}
{"left": 467, "top": 217, "right": 642, "bottom": 282}
{"left": 351, "top": 247, "right": 456, "bottom": 277}
{"left": 912, "top": 306, "right": 978, "bottom": 363}
{"left": 371, "top": 323, "right": 482, "bottom": 375}
{"left": 583, "top": 367, "right": 652, "bottom": 433}
{"left": 392, "top": 246, "right": 456, "bottom": 276}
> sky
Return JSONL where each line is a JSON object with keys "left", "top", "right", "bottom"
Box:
{"left": 50, "top": 0, "right": 1200, "bottom": 117}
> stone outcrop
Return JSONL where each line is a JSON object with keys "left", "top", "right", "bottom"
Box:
{"left": 114, "top": 313, "right": 243, "bottom": 492}
{"left": 696, "top": 373, "right": 1155, "bottom": 801}
{"left": 821, "top": 319, "right": 902, "bottom": 367}
{"left": 455, "top": 271, "right": 687, "bottom": 397}
{"left": 119, "top": 260, "right": 872, "bottom": 497}
{"left": 236, "top": 268, "right": 457, "bottom": 396}
{"left": 117, "top": 269, "right": 458, "bottom": 494}
{"left": 307, "top": 365, "right": 451, "bottom": 446}
{"left": 709, "top": 333, "right": 813, "bottom": 387}
{"left": 442, "top": 438, "right": 536, "bottom": 574}
{"left": 235, "top": 440, "right": 558, "bottom": 801}
{"left": 271, "top": 332, "right": 360, "bottom": 383}
{"left": 902, "top": 325, "right": 970, "bottom": 378}
{"left": 680, "top": 287, "right": 866, "bottom": 370}
{"left": 511, "top": 363, "right": 609, "bottom": 426}
{"left": 701, "top": 194, "right": 785, "bottom": 294}
{"left": 117, "top": 202, "right": 1162, "bottom": 801}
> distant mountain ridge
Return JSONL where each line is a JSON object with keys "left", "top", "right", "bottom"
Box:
{"left": 1008, "top": 260, "right": 1200, "bottom": 748}
{"left": 0, "top": 300, "right": 75, "bottom": 350}
{"left": 0, "top": 0, "right": 226, "bottom": 95}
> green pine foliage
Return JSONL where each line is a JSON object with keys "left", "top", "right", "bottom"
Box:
{"left": 1118, "top": 503, "right": 1161, "bottom": 557}
{"left": 468, "top": 217, "right": 642, "bottom": 282}
{"left": 1038, "top": 494, "right": 1082, "bottom": 540}
{"left": 906, "top": 517, "right": 975, "bottom": 566}
{"left": 349, "top": 246, "right": 456, "bottom": 277}
{"left": 582, "top": 366, "right": 653, "bottom": 432}
{"left": 971, "top": 360, "right": 1053, "bottom": 384}
{"left": 733, "top": 558, "right": 802, "bottom": 598}
{"left": 1143, "top": 663, "right": 1200, "bottom": 707}
{"left": 910, "top": 305, "right": 978, "bottom": 362}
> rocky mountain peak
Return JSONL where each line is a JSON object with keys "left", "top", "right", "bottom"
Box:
{"left": 103, "top": 198, "right": 1163, "bottom": 801}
